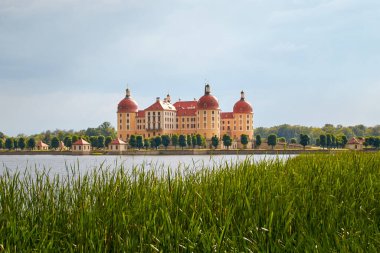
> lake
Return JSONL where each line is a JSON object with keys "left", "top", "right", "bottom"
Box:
{"left": 0, "top": 154, "right": 292, "bottom": 177}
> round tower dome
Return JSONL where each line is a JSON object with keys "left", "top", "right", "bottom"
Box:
{"left": 197, "top": 84, "right": 220, "bottom": 110}
{"left": 233, "top": 91, "right": 253, "bottom": 113}
{"left": 117, "top": 88, "right": 138, "bottom": 113}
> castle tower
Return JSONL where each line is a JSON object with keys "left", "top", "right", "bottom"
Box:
{"left": 117, "top": 88, "right": 139, "bottom": 141}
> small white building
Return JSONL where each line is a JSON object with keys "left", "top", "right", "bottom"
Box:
{"left": 346, "top": 137, "right": 364, "bottom": 150}
{"left": 36, "top": 141, "right": 49, "bottom": 151}
{"left": 109, "top": 139, "right": 127, "bottom": 152}
{"left": 72, "top": 139, "right": 91, "bottom": 153}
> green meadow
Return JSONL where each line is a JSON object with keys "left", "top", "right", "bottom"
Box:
{"left": 1, "top": 153, "right": 379, "bottom": 252}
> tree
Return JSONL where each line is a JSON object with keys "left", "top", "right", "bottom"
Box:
{"left": 326, "top": 134, "right": 332, "bottom": 149}
{"left": 171, "top": 134, "right": 179, "bottom": 149}
{"left": 51, "top": 137, "right": 60, "bottom": 150}
{"left": 290, "top": 138, "right": 297, "bottom": 144}
{"left": 97, "top": 135, "right": 105, "bottom": 149}
{"left": 222, "top": 134, "right": 232, "bottom": 149}
{"left": 240, "top": 134, "right": 248, "bottom": 149}
{"left": 90, "top": 136, "right": 98, "bottom": 149}
{"left": 186, "top": 135, "right": 192, "bottom": 148}
{"left": 5, "top": 138, "right": 14, "bottom": 150}
{"left": 18, "top": 137, "right": 26, "bottom": 150}
{"left": 136, "top": 135, "right": 144, "bottom": 150}
{"left": 161, "top": 135, "right": 170, "bottom": 150}
{"left": 211, "top": 135, "right": 219, "bottom": 149}
{"left": 320, "top": 134, "right": 327, "bottom": 149}
{"left": 196, "top": 134, "right": 203, "bottom": 148}
{"left": 299, "top": 134, "right": 310, "bottom": 150}
{"left": 72, "top": 135, "right": 79, "bottom": 144}
{"left": 64, "top": 136, "right": 73, "bottom": 148}
{"left": 0, "top": 132, "right": 5, "bottom": 139}
{"left": 255, "top": 135, "right": 262, "bottom": 149}
{"left": 144, "top": 138, "right": 150, "bottom": 150}
{"left": 0, "top": 139, "right": 3, "bottom": 149}
{"left": 267, "top": 134, "right": 277, "bottom": 150}
{"left": 150, "top": 138, "right": 156, "bottom": 149}
{"left": 341, "top": 135, "right": 348, "bottom": 148}
{"left": 129, "top": 135, "right": 136, "bottom": 148}
{"left": 27, "top": 138, "right": 36, "bottom": 150}
{"left": 13, "top": 138, "right": 19, "bottom": 150}
{"left": 154, "top": 136, "right": 162, "bottom": 149}
{"left": 278, "top": 137, "right": 286, "bottom": 143}
{"left": 191, "top": 135, "right": 197, "bottom": 148}
{"left": 315, "top": 138, "right": 320, "bottom": 147}
{"left": 105, "top": 136, "right": 112, "bottom": 148}
{"left": 179, "top": 135, "right": 186, "bottom": 150}
{"left": 373, "top": 137, "right": 380, "bottom": 149}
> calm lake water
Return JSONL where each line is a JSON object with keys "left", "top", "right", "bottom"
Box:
{"left": 0, "top": 154, "right": 292, "bottom": 177}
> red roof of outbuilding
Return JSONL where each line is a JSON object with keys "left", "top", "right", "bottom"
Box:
{"left": 221, "top": 112, "right": 234, "bottom": 119}
{"left": 110, "top": 139, "right": 127, "bottom": 145}
{"left": 73, "top": 139, "right": 90, "bottom": 145}
{"left": 347, "top": 137, "right": 364, "bottom": 145}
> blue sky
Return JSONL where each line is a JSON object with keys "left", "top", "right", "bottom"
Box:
{"left": 1, "top": 0, "right": 379, "bottom": 136}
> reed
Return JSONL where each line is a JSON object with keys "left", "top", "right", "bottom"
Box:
{"left": 0, "top": 152, "right": 380, "bottom": 252}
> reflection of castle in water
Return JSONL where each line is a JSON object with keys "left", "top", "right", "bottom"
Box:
{"left": 117, "top": 84, "right": 254, "bottom": 148}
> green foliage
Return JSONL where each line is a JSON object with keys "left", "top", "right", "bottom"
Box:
{"left": 154, "top": 136, "right": 162, "bottom": 149}
{"left": 255, "top": 134, "right": 262, "bottom": 148}
{"left": 186, "top": 135, "right": 192, "bottom": 147}
{"left": 171, "top": 134, "right": 179, "bottom": 149}
{"left": 0, "top": 138, "right": 3, "bottom": 149}
{"left": 191, "top": 135, "right": 197, "bottom": 148}
{"left": 27, "top": 138, "right": 36, "bottom": 150}
{"left": 144, "top": 139, "right": 150, "bottom": 150}
{"left": 72, "top": 135, "right": 79, "bottom": 144}
{"left": 196, "top": 134, "right": 203, "bottom": 148}
{"left": 129, "top": 135, "right": 136, "bottom": 148}
{"left": 5, "top": 138, "right": 13, "bottom": 150}
{"left": 278, "top": 137, "right": 286, "bottom": 143}
{"left": 290, "top": 138, "right": 297, "bottom": 144}
{"left": 13, "top": 138, "right": 18, "bottom": 149}
{"left": 1, "top": 153, "right": 380, "bottom": 251}
{"left": 320, "top": 135, "right": 327, "bottom": 149}
{"left": 64, "top": 136, "right": 72, "bottom": 148}
{"left": 161, "top": 135, "right": 170, "bottom": 149}
{"left": 179, "top": 135, "right": 186, "bottom": 150}
{"left": 105, "top": 136, "right": 112, "bottom": 148}
{"left": 222, "top": 134, "right": 232, "bottom": 149}
{"left": 97, "top": 135, "right": 105, "bottom": 149}
{"left": 240, "top": 134, "right": 248, "bottom": 148}
{"left": 299, "top": 134, "right": 310, "bottom": 149}
{"left": 211, "top": 135, "right": 219, "bottom": 149}
{"left": 136, "top": 135, "right": 144, "bottom": 150}
{"left": 0, "top": 131, "right": 5, "bottom": 139}
{"left": 51, "top": 137, "right": 60, "bottom": 150}
{"left": 326, "top": 134, "right": 332, "bottom": 149}
{"left": 267, "top": 134, "right": 277, "bottom": 149}
{"left": 17, "top": 137, "right": 26, "bottom": 150}
{"left": 90, "top": 136, "right": 98, "bottom": 149}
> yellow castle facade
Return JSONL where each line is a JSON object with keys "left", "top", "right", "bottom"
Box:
{"left": 117, "top": 84, "right": 254, "bottom": 147}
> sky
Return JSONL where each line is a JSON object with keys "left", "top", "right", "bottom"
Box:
{"left": 1, "top": 0, "right": 379, "bottom": 136}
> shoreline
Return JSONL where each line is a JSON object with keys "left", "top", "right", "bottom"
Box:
{"left": 0, "top": 149, "right": 377, "bottom": 156}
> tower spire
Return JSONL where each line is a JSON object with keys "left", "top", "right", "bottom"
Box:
{"left": 126, "top": 86, "right": 131, "bottom": 98}
{"left": 240, "top": 90, "right": 245, "bottom": 100}
{"left": 205, "top": 83, "right": 211, "bottom": 95}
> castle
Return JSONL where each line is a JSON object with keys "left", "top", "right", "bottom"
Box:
{"left": 117, "top": 84, "right": 254, "bottom": 148}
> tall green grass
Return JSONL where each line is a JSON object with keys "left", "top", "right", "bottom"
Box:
{"left": 1, "top": 153, "right": 380, "bottom": 252}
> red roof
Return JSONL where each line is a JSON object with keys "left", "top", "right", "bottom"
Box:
{"left": 145, "top": 99, "right": 176, "bottom": 111}
{"left": 221, "top": 112, "right": 234, "bottom": 119}
{"left": 36, "top": 141, "right": 49, "bottom": 147}
{"left": 347, "top": 137, "right": 364, "bottom": 145}
{"left": 233, "top": 99, "right": 253, "bottom": 114}
{"left": 118, "top": 97, "right": 138, "bottom": 113}
{"left": 110, "top": 139, "right": 126, "bottom": 145}
{"left": 137, "top": 110, "right": 145, "bottom": 117}
{"left": 73, "top": 139, "right": 90, "bottom": 145}
{"left": 197, "top": 94, "right": 220, "bottom": 110}
{"left": 174, "top": 101, "right": 197, "bottom": 116}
